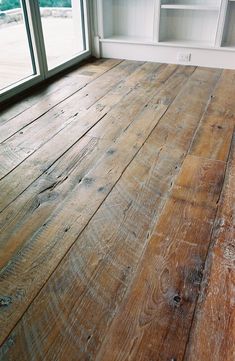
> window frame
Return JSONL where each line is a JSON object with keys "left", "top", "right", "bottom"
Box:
{"left": 0, "top": 0, "right": 91, "bottom": 104}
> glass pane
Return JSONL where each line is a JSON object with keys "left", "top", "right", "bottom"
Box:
{"left": 39, "top": 0, "right": 85, "bottom": 70}
{"left": 0, "top": 0, "right": 35, "bottom": 91}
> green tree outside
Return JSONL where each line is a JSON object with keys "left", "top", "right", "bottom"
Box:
{"left": 0, "top": 0, "right": 71, "bottom": 11}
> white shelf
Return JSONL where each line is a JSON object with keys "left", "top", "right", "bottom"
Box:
{"left": 100, "top": 36, "right": 215, "bottom": 50}
{"left": 100, "top": 35, "right": 154, "bottom": 45}
{"left": 222, "top": 45, "right": 235, "bottom": 50}
{"left": 161, "top": 4, "right": 219, "bottom": 11}
{"left": 159, "top": 39, "right": 215, "bottom": 49}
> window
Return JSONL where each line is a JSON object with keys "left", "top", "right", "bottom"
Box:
{"left": 0, "top": 0, "right": 90, "bottom": 102}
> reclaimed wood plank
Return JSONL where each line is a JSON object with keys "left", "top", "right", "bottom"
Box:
{"left": 0, "top": 60, "right": 143, "bottom": 178}
{"left": 0, "top": 62, "right": 178, "bottom": 212}
{"left": 184, "top": 134, "right": 235, "bottom": 361}
{"left": 0, "top": 67, "right": 221, "bottom": 359}
{"left": 0, "top": 63, "right": 183, "bottom": 267}
{"left": 96, "top": 155, "right": 225, "bottom": 361}
{"left": 0, "top": 58, "right": 122, "bottom": 129}
{"left": 0, "top": 63, "right": 194, "bottom": 344}
{"left": 190, "top": 69, "right": 235, "bottom": 161}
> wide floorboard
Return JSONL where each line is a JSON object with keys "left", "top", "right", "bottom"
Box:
{"left": 0, "top": 58, "right": 234, "bottom": 361}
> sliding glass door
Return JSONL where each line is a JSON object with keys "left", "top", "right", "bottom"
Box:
{"left": 39, "top": 0, "right": 86, "bottom": 70}
{"left": 0, "top": 0, "right": 90, "bottom": 102}
{"left": 0, "top": 0, "right": 36, "bottom": 91}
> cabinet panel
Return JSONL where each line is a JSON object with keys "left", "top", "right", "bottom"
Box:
{"left": 159, "top": 8, "right": 219, "bottom": 46}
{"left": 101, "top": 0, "right": 155, "bottom": 42}
{"left": 222, "top": 1, "right": 235, "bottom": 48}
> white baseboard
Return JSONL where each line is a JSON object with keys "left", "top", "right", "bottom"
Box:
{"left": 100, "top": 41, "right": 235, "bottom": 70}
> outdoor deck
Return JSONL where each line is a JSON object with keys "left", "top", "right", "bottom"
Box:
{"left": 0, "top": 16, "right": 83, "bottom": 90}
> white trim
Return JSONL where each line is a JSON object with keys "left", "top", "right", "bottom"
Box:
{"left": 153, "top": 0, "right": 161, "bottom": 42}
{"left": 0, "top": 75, "right": 42, "bottom": 103}
{"left": 28, "top": 0, "right": 48, "bottom": 77}
{"left": 100, "top": 41, "right": 235, "bottom": 70}
{"left": 45, "top": 49, "right": 91, "bottom": 78}
{"left": 160, "top": 5, "right": 220, "bottom": 11}
{"left": 96, "top": 0, "right": 104, "bottom": 39}
{"left": 215, "top": 0, "right": 229, "bottom": 47}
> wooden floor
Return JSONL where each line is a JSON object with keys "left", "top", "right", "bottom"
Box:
{"left": 0, "top": 58, "right": 234, "bottom": 361}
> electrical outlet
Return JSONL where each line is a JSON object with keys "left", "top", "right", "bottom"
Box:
{"left": 177, "top": 53, "right": 191, "bottom": 63}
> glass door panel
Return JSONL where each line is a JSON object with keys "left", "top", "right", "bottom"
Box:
{"left": 0, "top": 0, "right": 36, "bottom": 91}
{"left": 38, "top": 0, "right": 86, "bottom": 70}
{"left": 0, "top": 0, "right": 90, "bottom": 102}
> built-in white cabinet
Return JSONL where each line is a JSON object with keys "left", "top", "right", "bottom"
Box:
{"left": 222, "top": 0, "right": 235, "bottom": 48}
{"left": 159, "top": 0, "right": 221, "bottom": 47}
{"left": 100, "top": 0, "right": 156, "bottom": 43}
{"left": 94, "top": 0, "right": 235, "bottom": 69}
{"left": 101, "top": 0, "right": 156, "bottom": 42}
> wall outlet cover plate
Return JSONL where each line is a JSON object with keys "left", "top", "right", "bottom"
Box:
{"left": 177, "top": 53, "right": 192, "bottom": 62}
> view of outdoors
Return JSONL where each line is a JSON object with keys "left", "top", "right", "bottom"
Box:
{"left": 0, "top": 1, "right": 72, "bottom": 10}
{"left": 0, "top": 0, "right": 34, "bottom": 90}
{"left": 0, "top": 0, "right": 84, "bottom": 91}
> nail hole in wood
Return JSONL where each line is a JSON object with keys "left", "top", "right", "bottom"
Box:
{"left": 107, "top": 148, "right": 115, "bottom": 155}
{"left": 0, "top": 296, "right": 12, "bottom": 307}
{"left": 173, "top": 295, "right": 181, "bottom": 304}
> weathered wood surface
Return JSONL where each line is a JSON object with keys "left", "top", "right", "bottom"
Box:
{"left": 184, "top": 135, "right": 235, "bottom": 361}
{"left": 190, "top": 69, "right": 235, "bottom": 161}
{"left": 0, "top": 62, "right": 234, "bottom": 361}
{"left": 0, "top": 67, "right": 221, "bottom": 358}
{"left": 0, "top": 62, "right": 179, "bottom": 212}
{"left": 1, "top": 62, "right": 185, "bottom": 266}
{"left": 0, "top": 60, "right": 143, "bottom": 178}
{"left": 0, "top": 58, "right": 121, "bottom": 129}
{"left": 96, "top": 155, "right": 225, "bottom": 361}
{"left": 0, "top": 64, "right": 197, "bottom": 344}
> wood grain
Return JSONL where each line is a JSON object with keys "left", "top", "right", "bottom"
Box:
{"left": 0, "top": 67, "right": 221, "bottom": 359}
{"left": 0, "top": 63, "right": 195, "bottom": 344}
{"left": 0, "top": 58, "right": 122, "bottom": 134}
{"left": 184, "top": 134, "right": 235, "bottom": 361}
{"left": 96, "top": 155, "right": 225, "bottom": 361}
{"left": 1, "top": 62, "right": 234, "bottom": 361}
{"left": 0, "top": 60, "right": 142, "bottom": 178}
{"left": 190, "top": 69, "right": 235, "bottom": 161}
{"left": 0, "top": 62, "right": 183, "bottom": 269}
{"left": 0, "top": 62, "right": 178, "bottom": 213}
